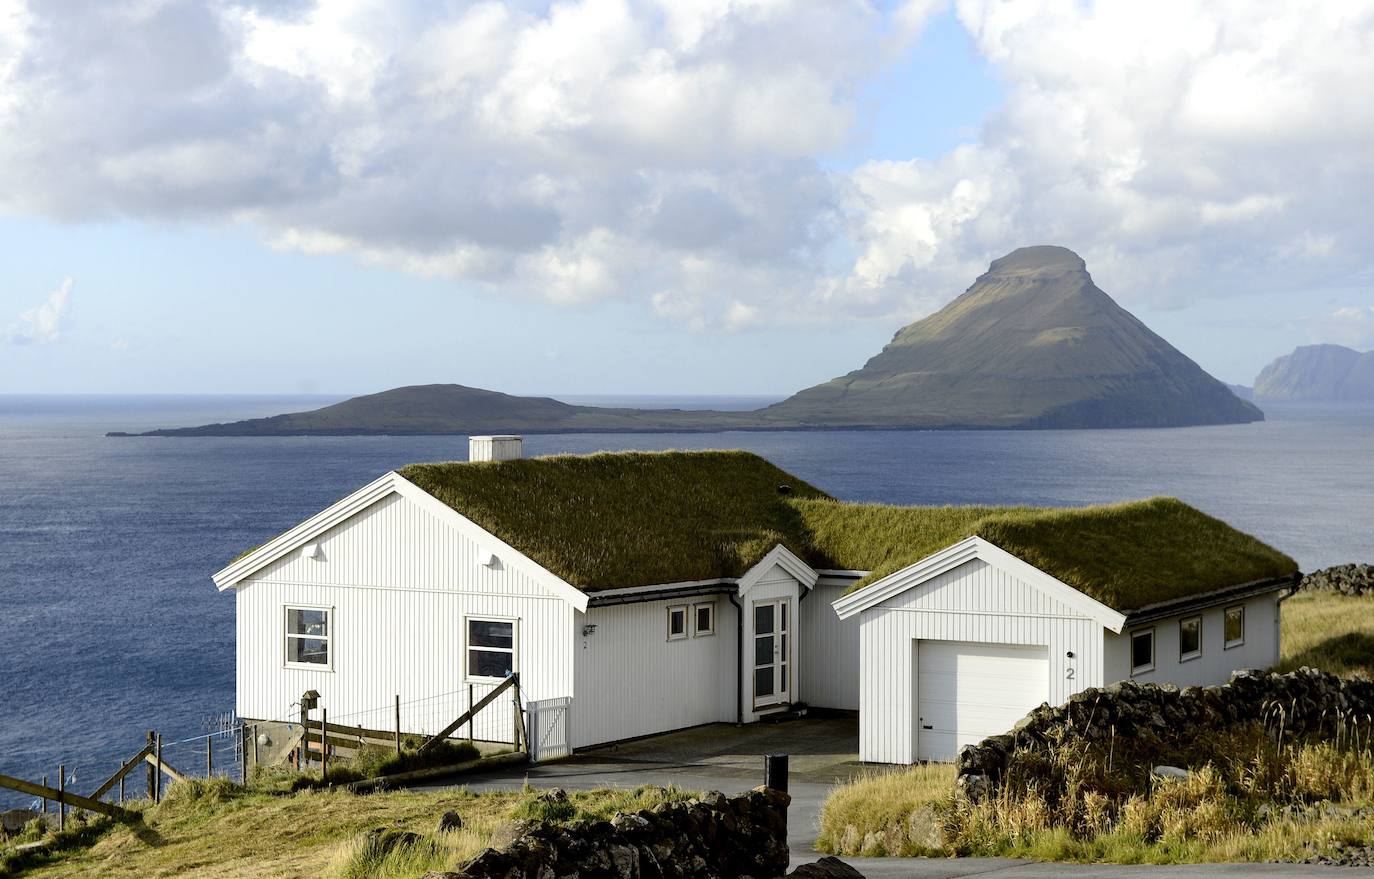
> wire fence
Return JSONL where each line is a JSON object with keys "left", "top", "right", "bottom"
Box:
{"left": 2, "top": 677, "right": 533, "bottom": 817}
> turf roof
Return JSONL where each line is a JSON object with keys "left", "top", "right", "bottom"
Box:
{"left": 397, "top": 450, "right": 1297, "bottom": 611}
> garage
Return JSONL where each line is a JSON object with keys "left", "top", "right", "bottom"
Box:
{"left": 915, "top": 640, "right": 1049, "bottom": 761}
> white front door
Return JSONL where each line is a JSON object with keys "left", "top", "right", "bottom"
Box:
{"left": 752, "top": 598, "right": 791, "bottom": 708}
{"left": 916, "top": 640, "right": 1048, "bottom": 762}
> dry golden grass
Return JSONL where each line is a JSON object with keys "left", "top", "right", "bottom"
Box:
{"left": 815, "top": 765, "right": 955, "bottom": 857}
{"left": 9, "top": 779, "right": 694, "bottom": 879}
{"left": 1278, "top": 592, "right": 1374, "bottom": 678}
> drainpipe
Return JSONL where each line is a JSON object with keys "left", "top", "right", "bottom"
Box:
{"left": 728, "top": 593, "right": 744, "bottom": 725}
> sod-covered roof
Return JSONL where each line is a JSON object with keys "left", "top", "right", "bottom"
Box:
{"left": 397, "top": 450, "right": 1298, "bottom": 611}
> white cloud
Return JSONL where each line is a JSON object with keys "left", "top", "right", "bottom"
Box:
{"left": 1310, "top": 306, "right": 1374, "bottom": 351}
{"left": 1, "top": 1, "right": 1373, "bottom": 330}
{"left": 8, "top": 277, "right": 73, "bottom": 344}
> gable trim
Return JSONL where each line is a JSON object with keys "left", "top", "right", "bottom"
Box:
{"left": 211, "top": 471, "right": 589, "bottom": 612}
{"left": 737, "top": 544, "right": 819, "bottom": 597}
{"left": 830, "top": 536, "right": 1127, "bottom": 631}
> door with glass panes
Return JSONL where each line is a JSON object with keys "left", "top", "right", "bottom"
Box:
{"left": 752, "top": 598, "right": 791, "bottom": 708}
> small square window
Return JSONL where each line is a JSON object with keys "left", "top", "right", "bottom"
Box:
{"left": 285, "top": 606, "right": 331, "bottom": 668}
{"left": 1180, "top": 616, "right": 1202, "bottom": 661}
{"left": 1224, "top": 606, "right": 1245, "bottom": 649}
{"left": 667, "top": 606, "right": 687, "bottom": 641}
{"left": 693, "top": 602, "right": 715, "bottom": 637}
{"left": 467, "top": 617, "right": 516, "bottom": 681}
{"left": 1130, "top": 628, "right": 1154, "bottom": 675}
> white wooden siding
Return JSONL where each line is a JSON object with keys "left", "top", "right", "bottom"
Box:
{"left": 1103, "top": 591, "right": 1283, "bottom": 687}
{"left": 570, "top": 597, "right": 738, "bottom": 748}
{"left": 799, "top": 581, "right": 860, "bottom": 710}
{"left": 740, "top": 564, "right": 803, "bottom": 720}
{"left": 858, "top": 558, "right": 1102, "bottom": 764}
{"left": 234, "top": 491, "right": 574, "bottom": 740}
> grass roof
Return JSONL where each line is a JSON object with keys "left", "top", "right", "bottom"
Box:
{"left": 398, "top": 450, "right": 1297, "bottom": 610}
{"left": 399, "top": 451, "right": 830, "bottom": 592}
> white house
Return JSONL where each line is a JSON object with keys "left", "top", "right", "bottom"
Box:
{"left": 214, "top": 438, "right": 1299, "bottom": 762}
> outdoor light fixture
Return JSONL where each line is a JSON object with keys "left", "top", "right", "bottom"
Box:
{"left": 582, "top": 624, "right": 598, "bottom": 637}
{"left": 480, "top": 550, "right": 500, "bottom": 568}
{"left": 303, "top": 542, "right": 323, "bottom": 560}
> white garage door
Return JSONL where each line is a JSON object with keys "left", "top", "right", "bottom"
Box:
{"left": 916, "top": 640, "right": 1048, "bottom": 762}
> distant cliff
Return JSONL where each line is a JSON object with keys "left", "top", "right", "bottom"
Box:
{"left": 1254, "top": 344, "right": 1374, "bottom": 403}
{"left": 114, "top": 246, "right": 1262, "bottom": 436}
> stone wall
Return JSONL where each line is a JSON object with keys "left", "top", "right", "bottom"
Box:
{"left": 956, "top": 668, "right": 1374, "bottom": 798}
{"left": 432, "top": 787, "right": 792, "bottom": 879}
{"left": 1300, "top": 564, "right": 1374, "bottom": 596}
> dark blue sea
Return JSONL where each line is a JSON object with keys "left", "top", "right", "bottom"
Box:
{"left": 2, "top": 394, "right": 1372, "bottom": 806}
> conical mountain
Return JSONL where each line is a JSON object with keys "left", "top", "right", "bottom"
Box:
{"left": 767, "top": 245, "right": 1263, "bottom": 428}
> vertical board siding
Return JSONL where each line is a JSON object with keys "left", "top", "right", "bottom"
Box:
{"left": 799, "top": 582, "right": 860, "bottom": 710}
{"left": 859, "top": 558, "right": 1103, "bottom": 764}
{"left": 1105, "top": 591, "right": 1284, "bottom": 687}
{"left": 235, "top": 491, "right": 574, "bottom": 740}
{"left": 740, "top": 566, "right": 802, "bottom": 721}
{"left": 571, "top": 597, "right": 738, "bottom": 748}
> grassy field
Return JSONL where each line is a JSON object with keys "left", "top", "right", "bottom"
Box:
{"left": 1276, "top": 591, "right": 1374, "bottom": 678}
{"left": 816, "top": 592, "right": 1374, "bottom": 863}
{"left": 0, "top": 779, "right": 695, "bottom": 879}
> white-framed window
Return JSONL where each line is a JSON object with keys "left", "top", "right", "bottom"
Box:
{"left": 667, "top": 605, "right": 688, "bottom": 641}
{"left": 466, "top": 617, "right": 517, "bottom": 681}
{"left": 693, "top": 601, "right": 716, "bottom": 637}
{"left": 1130, "top": 628, "right": 1154, "bottom": 675}
{"left": 1179, "top": 615, "right": 1202, "bottom": 661}
{"left": 284, "top": 605, "right": 332, "bottom": 669}
{"left": 1224, "top": 605, "right": 1245, "bottom": 649}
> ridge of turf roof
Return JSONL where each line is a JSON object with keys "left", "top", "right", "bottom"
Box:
{"left": 397, "top": 450, "right": 1298, "bottom": 610}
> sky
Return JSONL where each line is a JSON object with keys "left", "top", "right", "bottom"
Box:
{"left": 3, "top": 0, "right": 1373, "bottom": 395}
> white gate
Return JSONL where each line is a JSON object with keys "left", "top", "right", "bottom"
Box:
{"left": 526, "top": 697, "right": 572, "bottom": 763}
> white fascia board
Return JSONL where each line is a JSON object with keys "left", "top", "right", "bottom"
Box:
{"left": 211, "top": 472, "right": 401, "bottom": 591}
{"left": 584, "top": 578, "right": 738, "bottom": 600}
{"left": 737, "top": 544, "right": 819, "bottom": 596}
{"left": 213, "top": 471, "right": 589, "bottom": 613}
{"left": 390, "top": 476, "right": 589, "bottom": 612}
{"left": 830, "top": 536, "right": 1128, "bottom": 632}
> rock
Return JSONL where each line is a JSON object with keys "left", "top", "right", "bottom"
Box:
{"left": 536, "top": 787, "right": 568, "bottom": 804}
{"left": 788, "top": 855, "right": 866, "bottom": 877}
{"left": 1151, "top": 765, "right": 1189, "bottom": 780}
{"left": 437, "top": 810, "right": 464, "bottom": 833}
{"left": 420, "top": 873, "right": 470, "bottom": 879}
{"left": 487, "top": 819, "right": 539, "bottom": 850}
{"left": 1, "top": 809, "right": 40, "bottom": 835}
{"left": 955, "top": 773, "right": 990, "bottom": 803}
{"left": 361, "top": 828, "right": 422, "bottom": 856}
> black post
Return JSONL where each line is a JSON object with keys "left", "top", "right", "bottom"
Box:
{"left": 764, "top": 753, "right": 789, "bottom": 792}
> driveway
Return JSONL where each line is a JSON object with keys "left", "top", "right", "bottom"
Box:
{"left": 427, "top": 716, "right": 1369, "bottom": 876}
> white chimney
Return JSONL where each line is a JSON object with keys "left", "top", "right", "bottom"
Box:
{"left": 469, "top": 435, "right": 523, "bottom": 462}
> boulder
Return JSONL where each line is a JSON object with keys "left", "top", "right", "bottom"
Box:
{"left": 788, "top": 855, "right": 866, "bottom": 877}
{"left": 1, "top": 809, "right": 40, "bottom": 835}
{"left": 437, "top": 810, "right": 464, "bottom": 834}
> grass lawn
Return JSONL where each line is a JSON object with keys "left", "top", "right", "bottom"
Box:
{"left": 816, "top": 592, "right": 1374, "bottom": 863}
{"left": 2, "top": 780, "right": 696, "bottom": 879}
{"left": 1277, "top": 592, "right": 1374, "bottom": 678}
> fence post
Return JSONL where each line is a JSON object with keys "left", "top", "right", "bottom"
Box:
{"left": 320, "top": 710, "right": 329, "bottom": 784}
{"left": 467, "top": 685, "right": 474, "bottom": 743}
{"left": 146, "top": 730, "right": 155, "bottom": 800}
{"left": 395, "top": 695, "right": 403, "bottom": 758}
{"left": 119, "top": 758, "right": 126, "bottom": 804}
{"left": 206, "top": 734, "right": 213, "bottom": 779}
{"left": 58, "top": 764, "right": 65, "bottom": 832}
{"left": 40, "top": 775, "right": 47, "bottom": 813}
{"left": 764, "top": 753, "right": 789, "bottom": 792}
{"left": 155, "top": 734, "right": 163, "bottom": 803}
{"left": 240, "top": 723, "right": 249, "bottom": 785}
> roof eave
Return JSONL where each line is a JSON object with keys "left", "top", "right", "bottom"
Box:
{"left": 1121, "top": 572, "right": 1302, "bottom": 626}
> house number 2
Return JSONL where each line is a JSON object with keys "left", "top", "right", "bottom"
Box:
{"left": 1065, "top": 667, "right": 1076, "bottom": 680}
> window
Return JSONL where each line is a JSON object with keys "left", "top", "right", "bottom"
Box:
{"left": 1224, "top": 605, "right": 1245, "bottom": 649}
{"left": 667, "top": 606, "right": 688, "bottom": 641}
{"left": 1130, "top": 628, "right": 1154, "bottom": 675}
{"left": 693, "top": 602, "right": 715, "bottom": 637}
{"left": 285, "top": 606, "right": 331, "bottom": 668}
{"left": 1179, "top": 616, "right": 1202, "bottom": 661}
{"left": 467, "top": 618, "right": 516, "bottom": 680}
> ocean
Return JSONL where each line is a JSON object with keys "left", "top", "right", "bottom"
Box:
{"left": 2, "top": 394, "right": 1372, "bottom": 806}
